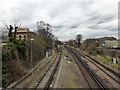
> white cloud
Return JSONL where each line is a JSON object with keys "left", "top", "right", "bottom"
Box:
{"left": 0, "top": 0, "right": 119, "bottom": 41}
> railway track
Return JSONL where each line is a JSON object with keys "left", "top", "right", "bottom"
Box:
{"left": 79, "top": 51, "right": 120, "bottom": 78}
{"left": 34, "top": 50, "right": 62, "bottom": 89}
{"left": 66, "top": 47, "right": 108, "bottom": 89}
{"left": 7, "top": 56, "right": 50, "bottom": 88}
{"left": 7, "top": 46, "right": 119, "bottom": 89}
{"left": 77, "top": 50, "right": 120, "bottom": 88}
{"left": 7, "top": 51, "right": 60, "bottom": 89}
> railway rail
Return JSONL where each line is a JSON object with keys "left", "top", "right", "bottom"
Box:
{"left": 34, "top": 50, "right": 62, "bottom": 89}
{"left": 7, "top": 46, "right": 119, "bottom": 89}
{"left": 66, "top": 47, "right": 108, "bottom": 89}
{"left": 79, "top": 51, "right": 120, "bottom": 84}
{"left": 44, "top": 51, "right": 61, "bottom": 89}
{"left": 75, "top": 50, "right": 120, "bottom": 88}
{"left": 7, "top": 51, "right": 60, "bottom": 89}
{"left": 79, "top": 51, "right": 120, "bottom": 78}
{"left": 7, "top": 56, "right": 49, "bottom": 88}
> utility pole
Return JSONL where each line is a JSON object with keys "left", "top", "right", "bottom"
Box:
{"left": 31, "top": 39, "right": 34, "bottom": 68}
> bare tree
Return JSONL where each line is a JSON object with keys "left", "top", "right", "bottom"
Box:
{"left": 36, "top": 21, "right": 55, "bottom": 49}
{"left": 0, "top": 27, "right": 9, "bottom": 42}
{"left": 3, "top": 19, "right": 22, "bottom": 42}
{"left": 12, "top": 18, "right": 22, "bottom": 42}
{"left": 37, "top": 21, "right": 53, "bottom": 38}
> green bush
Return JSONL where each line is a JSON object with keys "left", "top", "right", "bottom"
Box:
{"left": 2, "top": 39, "right": 27, "bottom": 87}
{"left": 7, "top": 42, "right": 14, "bottom": 47}
{"left": 86, "top": 46, "right": 99, "bottom": 55}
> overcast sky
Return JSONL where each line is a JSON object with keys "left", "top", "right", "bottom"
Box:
{"left": 0, "top": 0, "right": 119, "bottom": 41}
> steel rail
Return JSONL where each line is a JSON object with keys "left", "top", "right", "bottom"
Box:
{"left": 80, "top": 51, "right": 120, "bottom": 78}
{"left": 44, "top": 50, "right": 62, "bottom": 89}
{"left": 7, "top": 56, "right": 48, "bottom": 88}
{"left": 66, "top": 47, "right": 108, "bottom": 89}
{"left": 34, "top": 53, "right": 59, "bottom": 88}
{"left": 79, "top": 52, "right": 120, "bottom": 84}
{"left": 71, "top": 53, "right": 94, "bottom": 89}
{"left": 34, "top": 50, "right": 62, "bottom": 89}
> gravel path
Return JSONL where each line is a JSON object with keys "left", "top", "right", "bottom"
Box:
{"left": 51, "top": 48, "right": 89, "bottom": 88}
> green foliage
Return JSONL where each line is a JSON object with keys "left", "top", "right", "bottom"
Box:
{"left": 2, "top": 39, "right": 27, "bottom": 87}
{"left": 15, "top": 40, "right": 25, "bottom": 50}
{"left": 86, "top": 46, "right": 99, "bottom": 55}
{"left": 8, "top": 36, "right": 14, "bottom": 42}
{"left": 40, "top": 38, "right": 47, "bottom": 48}
{"left": 7, "top": 42, "right": 14, "bottom": 47}
{"left": 3, "top": 22, "right": 54, "bottom": 87}
{"left": 2, "top": 47, "right": 16, "bottom": 62}
{"left": 32, "top": 38, "right": 47, "bottom": 61}
{"left": 2, "top": 63, "right": 11, "bottom": 88}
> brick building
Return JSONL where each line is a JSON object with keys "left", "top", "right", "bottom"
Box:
{"left": 15, "top": 28, "right": 36, "bottom": 41}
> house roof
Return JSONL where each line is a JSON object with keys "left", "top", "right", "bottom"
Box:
{"left": 17, "top": 28, "right": 29, "bottom": 32}
{"left": 11, "top": 28, "right": 36, "bottom": 35}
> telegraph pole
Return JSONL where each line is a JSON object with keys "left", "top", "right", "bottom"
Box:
{"left": 31, "top": 39, "right": 34, "bottom": 68}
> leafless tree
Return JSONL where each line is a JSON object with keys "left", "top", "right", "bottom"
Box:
{"left": 36, "top": 21, "right": 54, "bottom": 49}
{"left": 3, "top": 18, "right": 22, "bottom": 42}
{"left": 12, "top": 18, "right": 22, "bottom": 42}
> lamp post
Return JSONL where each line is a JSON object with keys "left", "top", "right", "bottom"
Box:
{"left": 31, "top": 39, "right": 34, "bottom": 68}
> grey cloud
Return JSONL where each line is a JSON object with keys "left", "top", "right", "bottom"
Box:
{"left": 88, "top": 25, "right": 100, "bottom": 29}
{"left": 87, "top": 11, "right": 97, "bottom": 16}
{"left": 53, "top": 29, "right": 60, "bottom": 32}
{"left": 0, "top": 1, "right": 118, "bottom": 40}
{"left": 83, "top": 29, "right": 117, "bottom": 39}
{"left": 103, "top": 26, "right": 118, "bottom": 32}
{"left": 89, "top": 15, "right": 100, "bottom": 20}
{"left": 53, "top": 25, "right": 63, "bottom": 28}
{"left": 48, "top": 2, "right": 73, "bottom": 18}
{"left": 88, "top": 11, "right": 115, "bottom": 25}
{"left": 55, "top": 33, "right": 75, "bottom": 41}
{"left": 101, "top": 15, "right": 115, "bottom": 22}
{"left": 87, "top": 11, "right": 101, "bottom": 20}
{"left": 10, "top": 2, "right": 39, "bottom": 21}
{"left": 70, "top": 24, "right": 80, "bottom": 28}
{"left": 97, "top": 21, "right": 104, "bottom": 24}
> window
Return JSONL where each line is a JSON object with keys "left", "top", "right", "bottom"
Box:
{"left": 19, "top": 35, "right": 21, "bottom": 40}
{"left": 24, "top": 35, "right": 26, "bottom": 39}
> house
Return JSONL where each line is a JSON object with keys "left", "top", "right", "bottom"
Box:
{"left": 15, "top": 28, "right": 36, "bottom": 41}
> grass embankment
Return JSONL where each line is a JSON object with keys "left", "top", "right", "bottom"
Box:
{"left": 93, "top": 55, "right": 119, "bottom": 72}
